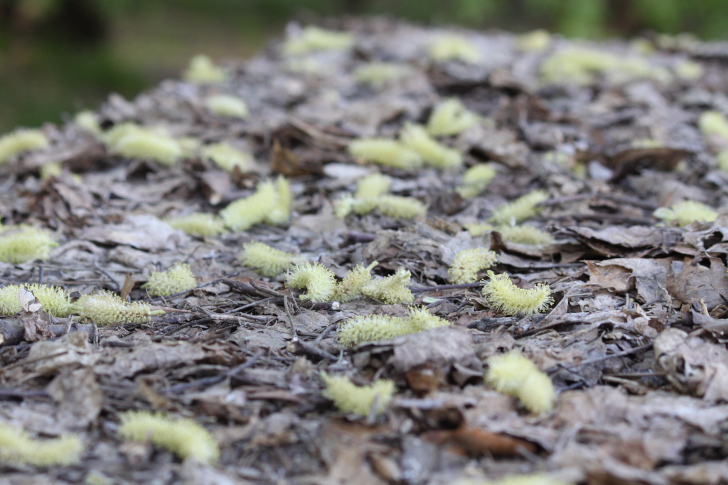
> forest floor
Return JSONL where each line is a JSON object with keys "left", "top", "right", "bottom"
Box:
{"left": 2, "top": 17, "right": 728, "bottom": 485}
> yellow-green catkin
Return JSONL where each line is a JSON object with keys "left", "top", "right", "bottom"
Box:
{"left": 354, "top": 62, "right": 409, "bottom": 87}
{"left": 699, "top": 111, "right": 728, "bottom": 140}
{"left": 240, "top": 241, "right": 299, "bottom": 277}
{"left": 653, "top": 200, "right": 718, "bottom": 226}
{"left": 75, "top": 292, "right": 163, "bottom": 325}
{"left": 457, "top": 164, "right": 497, "bottom": 198}
{"left": 348, "top": 139, "right": 423, "bottom": 169}
{"left": 282, "top": 26, "right": 354, "bottom": 55}
{"left": 321, "top": 373, "right": 395, "bottom": 416}
{"left": 183, "top": 55, "right": 228, "bottom": 84}
{"left": 361, "top": 268, "right": 414, "bottom": 304}
{"left": 0, "top": 284, "right": 71, "bottom": 317}
{"left": 400, "top": 123, "right": 463, "bottom": 169}
{"left": 429, "top": 35, "right": 480, "bottom": 63}
{"left": 337, "top": 307, "right": 449, "bottom": 347}
{"left": 0, "top": 129, "right": 48, "bottom": 164}
{"left": 118, "top": 411, "right": 219, "bottom": 464}
{"left": 220, "top": 177, "right": 291, "bottom": 231}
{"left": 355, "top": 173, "right": 392, "bottom": 199}
{"left": 106, "top": 126, "right": 182, "bottom": 166}
{"left": 142, "top": 263, "right": 197, "bottom": 297}
{"left": 165, "top": 213, "right": 226, "bottom": 237}
{"left": 449, "top": 248, "right": 498, "bottom": 284}
{"left": 286, "top": 262, "right": 337, "bottom": 302}
{"left": 517, "top": 29, "right": 552, "bottom": 52}
{"left": 204, "top": 94, "right": 248, "bottom": 119}
{"left": 200, "top": 143, "right": 253, "bottom": 172}
{"left": 486, "top": 351, "right": 556, "bottom": 414}
{"left": 74, "top": 111, "right": 102, "bottom": 136}
{"left": 481, "top": 271, "right": 553, "bottom": 316}
{"left": 488, "top": 190, "right": 549, "bottom": 225}
{"left": 332, "top": 262, "right": 378, "bottom": 303}
{"left": 0, "top": 424, "right": 83, "bottom": 466}
{"left": 0, "top": 225, "right": 57, "bottom": 264}
{"left": 427, "top": 98, "right": 479, "bottom": 137}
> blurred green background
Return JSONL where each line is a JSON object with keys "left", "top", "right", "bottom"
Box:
{"left": 2, "top": 0, "right": 728, "bottom": 133}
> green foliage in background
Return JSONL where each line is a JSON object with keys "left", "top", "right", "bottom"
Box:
{"left": 2, "top": 0, "right": 728, "bottom": 132}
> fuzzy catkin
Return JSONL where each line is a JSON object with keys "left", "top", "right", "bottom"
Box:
{"left": 166, "top": 213, "right": 226, "bottom": 237}
{"left": 0, "top": 225, "right": 57, "bottom": 264}
{"left": 486, "top": 351, "right": 556, "bottom": 414}
{"left": 348, "top": 139, "right": 423, "bottom": 169}
{"left": 448, "top": 248, "right": 498, "bottom": 284}
{"left": 286, "top": 262, "right": 337, "bottom": 302}
{"left": 332, "top": 262, "right": 378, "bottom": 303}
{"left": 118, "top": 411, "right": 219, "bottom": 464}
{"left": 0, "top": 284, "right": 71, "bottom": 317}
{"left": 321, "top": 373, "right": 395, "bottom": 416}
{"left": 240, "top": 242, "right": 297, "bottom": 277}
{"left": 142, "top": 263, "right": 197, "bottom": 297}
{"left": 0, "top": 424, "right": 83, "bottom": 466}
{"left": 76, "top": 292, "right": 161, "bottom": 325}
{"left": 481, "top": 271, "right": 553, "bottom": 316}
{"left": 399, "top": 123, "right": 462, "bottom": 169}
{"left": 361, "top": 268, "right": 414, "bottom": 304}
{"left": 488, "top": 190, "right": 549, "bottom": 225}
{"left": 337, "top": 308, "right": 449, "bottom": 347}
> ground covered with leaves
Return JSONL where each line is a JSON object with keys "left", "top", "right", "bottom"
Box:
{"left": 3, "top": 17, "right": 728, "bottom": 485}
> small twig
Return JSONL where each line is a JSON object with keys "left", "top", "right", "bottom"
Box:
{"left": 287, "top": 337, "right": 337, "bottom": 361}
{"left": 284, "top": 296, "right": 297, "bottom": 338}
{"left": 314, "top": 324, "right": 337, "bottom": 343}
{"left": 551, "top": 343, "right": 653, "bottom": 373}
{"left": 93, "top": 261, "right": 120, "bottom": 292}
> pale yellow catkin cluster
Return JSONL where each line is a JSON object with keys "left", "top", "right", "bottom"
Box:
{"left": 400, "top": 123, "right": 463, "bottom": 169}
{"left": 0, "top": 284, "right": 71, "bottom": 317}
{"left": 337, "top": 307, "right": 450, "bottom": 347}
{"left": 486, "top": 351, "right": 556, "bottom": 414}
{"left": 348, "top": 139, "right": 423, "bottom": 169}
{"left": 74, "top": 111, "right": 101, "bottom": 135}
{"left": 457, "top": 164, "right": 497, "bottom": 198}
{"left": 335, "top": 173, "right": 426, "bottom": 219}
{"left": 429, "top": 35, "right": 480, "bottom": 63}
{"left": 481, "top": 271, "right": 553, "bottom": 316}
{"left": 361, "top": 268, "right": 414, "bottom": 304}
{"left": 104, "top": 123, "right": 182, "bottom": 166}
{"left": 200, "top": 143, "right": 253, "bottom": 172}
{"left": 517, "top": 29, "right": 552, "bottom": 52}
{"left": 488, "top": 190, "right": 549, "bottom": 225}
{"left": 448, "top": 248, "right": 498, "bottom": 284}
{"left": 466, "top": 224, "right": 555, "bottom": 246}
{"left": 699, "top": 111, "right": 728, "bottom": 140}
{"left": 321, "top": 373, "right": 395, "bottom": 416}
{"left": 0, "top": 129, "right": 48, "bottom": 164}
{"left": 0, "top": 424, "right": 83, "bottom": 467}
{"left": 286, "top": 262, "right": 338, "bottom": 302}
{"left": 220, "top": 177, "right": 292, "bottom": 231}
{"left": 183, "top": 55, "right": 228, "bottom": 84}
{"left": 427, "top": 98, "right": 479, "bottom": 137}
{"left": 118, "top": 411, "right": 219, "bottom": 464}
{"left": 240, "top": 241, "right": 301, "bottom": 277}
{"left": 456, "top": 473, "right": 568, "bottom": 485}
{"left": 165, "top": 213, "right": 226, "bottom": 237}
{"left": 354, "top": 62, "right": 410, "bottom": 87}
{"left": 282, "top": 26, "right": 354, "bottom": 55}
{"left": 331, "top": 262, "right": 378, "bottom": 303}
{"left": 74, "top": 292, "right": 164, "bottom": 325}
{"left": 653, "top": 200, "right": 718, "bottom": 226}
{"left": 204, "top": 94, "right": 248, "bottom": 119}
{"left": 142, "top": 263, "right": 197, "bottom": 297}
{"left": 0, "top": 225, "right": 58, "bottom": 264}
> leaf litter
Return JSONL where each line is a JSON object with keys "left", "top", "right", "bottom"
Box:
{"left": 2, "top": 17, "right": 728, "bottom": 484}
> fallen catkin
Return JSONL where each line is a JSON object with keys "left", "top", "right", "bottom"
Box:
{"left": 348, "top": 139, "right": 423, "bottom": 169}
{"left": 456, "top": 473, "right": 568, "bottom": 485}
{"left": 427, "top": 98, "right": 479, "bottom": 137}
{"left": 321, "top": 373, "right": 395, "bottom": 416}
{"left": 0, "top": 129, "right": 48, "bottom": 164}
{"left": 457, "top": 164, "right": 497, "bottom": 198}
{"left": 488, "top": 190, "right": 549, "bottom": 225}
{"left": 332, "top": 262, "right": 378, "bottom": 303}
{"left": 0, "top": 225, "right": 58, "bottom": 264}
{"left": 165, "top": 213, "right": 226, "bottom": 237}
{"left": 0, "top": 424, "right": 83, "bottom": 466}
{"left": 220, "top": 177, "right": 291, "bottom": 231}
{"left": 200, "top": 143, "right": 253, "bottom": 172}
{"left": 108, "top": 128, "right": 182, "bottom": 166}
{"left": 653, "top": 200, "right": 718, "bottom": 226}
{"left": 287, "top": 262, "right": 337, "bottom": 302}
{"left": 337, "top": 307, "right": 449, "bottom": 347}
{"left": 282, "top": 26, "right": 354, "bottom": 55}
{"left": 142, "top": 263, "right": 197, "bottom": 297}
{"left": 240, "top": 241, "right": 300, "bottom": 277}
{"left": 485, "top": 351, "right": 556, "bottom": 414}
{"left": 0, "top": 284, "right": 71, "bottom": 317}
{"left": 118, "top": 411, "right": 219, "bottom": 464}
{"left": 481, "top": 271, "right": 553, "bottom": 316}
{"left": 399, "top": 123, "right": 463, "bottom": 169}
{"left": 204, "top": 94, "right": 248, "bottom": 119}
{"left": 448, "top": 248, "right": 498, "bottom": 284}
{"left": 361, "top": 268, "right": 414, "bottom": 304}
{"left": 355, "top": 173, "right": 392, "bottom": 199}
{"left": 183, "top": 55, "right": 228, "bottom": 83}
{"left": 75, "top": 292, "right": 164, "bottom": 325}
